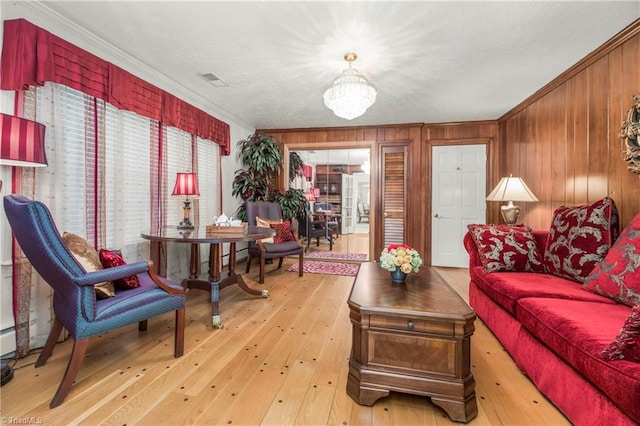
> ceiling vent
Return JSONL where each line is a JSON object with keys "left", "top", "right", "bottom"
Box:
{"left": 201, "top": 73, "right": 228, "bottom": 87}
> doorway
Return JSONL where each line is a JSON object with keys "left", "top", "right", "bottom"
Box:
{"left": 286, "top": 144, "right": 374, "bottom": 261}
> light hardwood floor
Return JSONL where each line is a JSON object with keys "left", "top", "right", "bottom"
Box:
{"left": 1, "top": 242, "right": 570, "bottom": 425}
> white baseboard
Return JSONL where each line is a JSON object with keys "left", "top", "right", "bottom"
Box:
{"left": 0, "top": 329, "right": 16, "bottom": 358}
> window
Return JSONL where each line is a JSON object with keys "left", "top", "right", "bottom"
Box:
{"left": 24, "top": 82, "right": 221, "bottom": 272}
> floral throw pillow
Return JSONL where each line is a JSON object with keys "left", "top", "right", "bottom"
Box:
{"left": 270, "top": 221, "right": 295, "bottom": 243}
{"left": 98, "top": 249, "right": 140, "bottom": 290}
{"left": 62, "top": 232, "right": 115, "bottom": 299}
{"left": 543, "top": 197, "right": 619, "bottom": 283}
{"left": 467, "top": 224, "right": 544, "bottom": 273}
{"left": 583, "top": 212, "right": 640, "bottom": 307}
{"left": 601, "top": 303, "right": 640, "bottom": 362}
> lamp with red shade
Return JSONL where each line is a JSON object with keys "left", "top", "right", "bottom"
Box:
{"left": 172, "top": 172, "right": 200, "bottom": 229}
{"left": 0, "top": 113, "right": 47, "bottom": 386}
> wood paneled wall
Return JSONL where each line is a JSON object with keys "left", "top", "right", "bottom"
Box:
{"left": 499, "top": 19, "right": 640, "bottom": 229}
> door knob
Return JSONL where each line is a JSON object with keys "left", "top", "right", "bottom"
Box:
{"left": 433, "top": 213, "right": 439, "bottom": 218}
{"left": 383, "top": 212, "right": 389, "bottom": 218}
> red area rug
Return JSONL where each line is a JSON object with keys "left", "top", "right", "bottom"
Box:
{"left": 287, "top": 260, "right": 360, "bottom": 277}
{"left": 305, "top": 251, "right": 367, "bottom": 261}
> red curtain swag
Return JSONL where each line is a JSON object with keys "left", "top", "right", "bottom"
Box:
{"left": 1, "top": 18, "right": 230, "bottom": 155}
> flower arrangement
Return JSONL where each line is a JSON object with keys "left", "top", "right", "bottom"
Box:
{"left": 379, "top": 243, "right": 423, "bottom": 274}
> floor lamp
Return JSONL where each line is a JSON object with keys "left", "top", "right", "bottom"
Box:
{"left": 0, "top": 113, "right": 48, "bottom": 386}
{"left": 486, "top": 175, "right": 538, "bottom": 224}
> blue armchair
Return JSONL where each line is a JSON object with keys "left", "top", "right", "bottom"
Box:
{"left": 3, "top": 195, "right": 186, "bottom": 408}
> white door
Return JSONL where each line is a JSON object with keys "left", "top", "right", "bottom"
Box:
{"left": 341, "top": 174, "right": 354, "bottom": 234}
{"left": 432, "top": 144, "right": 486, "bottom": 267}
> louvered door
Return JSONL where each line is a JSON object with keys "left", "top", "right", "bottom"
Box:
{"left": 380, "top": 146, "right": 407, "bottom": 249}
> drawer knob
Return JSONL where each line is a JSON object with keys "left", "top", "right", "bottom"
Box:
{"left": 407, "top": 321, "right": 414, "bottom": 329}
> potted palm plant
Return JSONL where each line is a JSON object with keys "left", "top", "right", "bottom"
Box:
{"left": 269, "top": 188, "right": 309, "bottom": 222}
{"left": 232, "top": 133, "right": 282, "bottom": 221}
{"left": 232, "top": 133, "right": 309, "bottom": 222}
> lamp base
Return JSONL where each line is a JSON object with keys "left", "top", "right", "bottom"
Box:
{"left": 500, "top": 201, "right": 521, "bottom": 225}
{"left": 178, "top": 200, "right": 194, "bottom": 229}
{"left": 1, "top": 362, "right": 14, "bottom": 386}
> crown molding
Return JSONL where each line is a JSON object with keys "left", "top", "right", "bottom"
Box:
{"left": 8, "top": 1, "right": 254, "bottom": 131}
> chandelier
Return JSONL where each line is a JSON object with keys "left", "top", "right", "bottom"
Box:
{"left": 323, "top": 52, "right": 377, "bottom": 120}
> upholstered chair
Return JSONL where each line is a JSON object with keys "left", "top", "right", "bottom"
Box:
{"left": 314, "top": 202, "right": 340, "bottom": 238}
{"left": 298, "top": 210, "right": 333, "bottom": 251}
{"left": 357, "top": 202, "right": 369, "bottom": 223}
{"left": 245, "top": 201, "right": 304, "bottom": 283}
{"left": 3, "top": 195, "right": 186, "bottom": 408}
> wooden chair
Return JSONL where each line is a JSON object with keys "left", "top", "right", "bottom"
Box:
{"left": 3, "top": 195, "right": 186, "bottom": 408}
{"left": 245, "top": 201, "right": 304, "bottom": 283}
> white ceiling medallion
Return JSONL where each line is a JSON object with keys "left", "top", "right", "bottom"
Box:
{"left": 323, "top": 52, "right": 377, "bottom": 120}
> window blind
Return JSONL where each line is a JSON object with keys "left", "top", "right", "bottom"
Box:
{"left": 103, "top": 103, "right": 153, "bottom": 260}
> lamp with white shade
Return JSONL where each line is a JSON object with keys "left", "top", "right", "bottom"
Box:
{"left": 172, "top": 172, "right": 200, "bottom": 229}
{"left": 486, "top": 175, "right": 539, "bottom": 224}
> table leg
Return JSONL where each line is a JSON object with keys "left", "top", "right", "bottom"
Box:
{"left": 208, "top": 243, "right": 223, "bottom": 329}
{"left": 184, "top": 241, "right": 269, "bottom": 330}
{"left": 189, "top": 243, "right": 200, "bottom": 279}
{"left": 228, "top": 242, "right": 236, "bottom": 276}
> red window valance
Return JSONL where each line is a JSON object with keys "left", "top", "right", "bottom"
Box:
{"left": 1, "top": 18, "right": 230, "bottom": 155}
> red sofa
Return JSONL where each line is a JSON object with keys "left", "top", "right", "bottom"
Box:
{"left": 464, "top": 229, "right": 640, "bottom": 425}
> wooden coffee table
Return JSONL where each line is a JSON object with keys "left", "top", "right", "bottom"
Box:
{"left": 347, "top": 262, "right": 477, "bottom": 422}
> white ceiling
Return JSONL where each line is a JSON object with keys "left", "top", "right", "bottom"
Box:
{"left": 4, "top": 1, "right": 639, "bottom": 131}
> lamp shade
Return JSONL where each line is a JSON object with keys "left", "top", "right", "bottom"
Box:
{"left": 172, "top": 172, "right": 200, "bottom": 197}
{"left": 302, "top": 164, "right": 313, "bottom": 181}
{"left": 486, "top": 176, "right": 538, "bottom": 202}
{"left": 0, "top": 113, "right": 47, "bottom": 167}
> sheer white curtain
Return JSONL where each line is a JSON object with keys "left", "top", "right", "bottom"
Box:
{"left": 197, "top": 136, "right": 221, "bottom": 268}
{"left": 161, "top": 129, "right": 223, "bottom": 280}
{"left": 22, "top": 82, "right": 95, "bottom": 349}
{"left": 163, "top": 126, "right": 194, "bottom": 281}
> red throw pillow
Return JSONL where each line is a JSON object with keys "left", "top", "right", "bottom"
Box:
{"left": 543, "top": 197, "right": 619, "bottom": 283}
{"left": 98, "top": 249, "right": 140, "bottom": 290}
{"left": 270, "top": 221, "right": 295, "bottom": 243}
{"left": 467, "top": 224, "right": 544, "bottom": 273}
{"left": 601, "top": 303, "right": 640, "bottom": 362}
{"left": 583, "top": 212, "right": 640, "bottom": 307}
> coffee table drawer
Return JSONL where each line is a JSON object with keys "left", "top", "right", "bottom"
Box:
{"left": 370, "top": 315, "right": 455, "bottom": 336}
{"left": 368, "top": 330, "right": 458, "bottom": 377}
